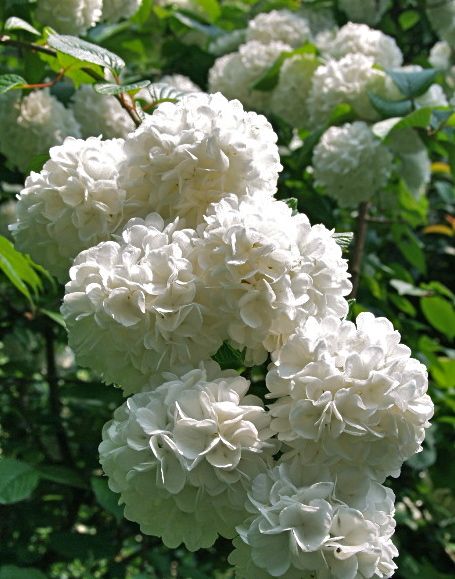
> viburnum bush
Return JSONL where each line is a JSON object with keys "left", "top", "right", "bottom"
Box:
{"left": 0, "top": 1, "right": 454, "bottom": 578}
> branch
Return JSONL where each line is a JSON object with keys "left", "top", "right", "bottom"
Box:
{"left": 0, "top": 35, "right": 142, "bottom": 128}
{"left": 44, "top": 326, "right": 73, "bottom": 467}
{"left": 349, "top": 201, "right": 370, "bottom": 300}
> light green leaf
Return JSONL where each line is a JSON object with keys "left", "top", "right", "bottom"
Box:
{"left": 5, "top": 16, "right": 40, "bottom": 35}
{"left": 91, "top": 477, "right": 123, "bottom": 521}
{"left": 94, "top": 80, "right": 151, "bottom": 95}
{"left": 40, "top": 309, "right": 66, "bottom": 328}
{"left": 385, "top": 68, "right": 438, "bottom": 98}
{"left": 47, "top": 33, "right": 125, "bottom": 72}
{"left": 0, "top": 74, "right": 27, "bottom": 94}
{"left": 0, "top": 458, "right": 40, "bottom": 504}
{"left": 192, "top": 0, "right": 221, "bottom": 22}
{"left": 399, "top": 10, "right": 420, "bottom": 30}
{"left": 421, "top": 297, "right": 455, "bottom": 339}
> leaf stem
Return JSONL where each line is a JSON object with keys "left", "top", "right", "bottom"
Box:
{"left": 349, "top": 201, "right": 370, "bottom": 300}
{"left": 0, "top": 35, "right": 142, "bottom": 128}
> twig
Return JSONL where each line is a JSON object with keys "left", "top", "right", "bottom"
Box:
{"left": 0, "top": 35, "right": 142, "bottom": 128}
{"left": 349, "top": 201, "right": 370, "bottom": 300}
{"left": 44, "top": 326, "right": 73, "bottom": 467}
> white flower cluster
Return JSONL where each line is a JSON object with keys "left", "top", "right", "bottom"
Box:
{"left": 246, "top": 10, "right": 311, "bottom": 47}
{"left": 0, "top": 90, "right": 80, "bottom": 173}
{"left": 11, "top": 82, "right": 433, "bottom": 576}
{"left": 320, "top": 23, "right": 403, "bottom": 69}
{"left": 35, "top": 0, "right": 142, "bottom": 32}
{"left": 12, "top": 137, "right": 132, "bottom": 280}
{"left": 99, "top": 364, "right": 276, "bottom": 549}
{"left": 70, "top": 85, "right": 135, "bottom": 139}
{"left": 312, "top": 121, "right": 393, "bottom": 207}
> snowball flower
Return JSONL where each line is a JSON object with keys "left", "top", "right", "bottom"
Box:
{"left": 320, "top": 23, "right": 403, "bottom": 69}
{"left": 11, "top": 137, "right": 135, "bottom": 281}
{"left": 62, "top": 214, "right": 225, "bottom": 394}
{"left": 102, "top": 0, "right": 142, "bottom": 22}
{"left": 36, "top": 0, "right": 102, "bottom": 34}
{"left": 270, "top": 53, "right": 320, "bottom": 128}
{"left": 71, "top": 85, "right": 135, "bottom": 139}
{"left": 312, "top": 122, "right": 393, "bottom": 207}
{"left": 338, "top": 0, "right": 389, "bottom": 26}
{"left": 119, "top": 92, "right": 281, "bottom": 228}
{"left": 160, "top": 74, "right": 201, "bottom": 93}
{"left": 0, "top": 90, "right": 80, "bottom": 173}
{"left": 208, "top": 41, "right": 292, "bottom": 111}
{"left": 195, "top": 196, "right": 352, "bottom": 365}
{"left": 246, "top": 10, "right": 311, "bottom": 47}
{"left": 306, "top": 54, "right": 389, "bottom": 127}
{"left": 267, "top": 313, "right": 434, "bottom": 482}
{"left": 99, "top": 364, "right": 275, "bottom": 550}
{"left": 429, "top": 41, "right": 452, "bottom": 70}
{"left": 230, "top": 463, "right": 398, "bottom": 578}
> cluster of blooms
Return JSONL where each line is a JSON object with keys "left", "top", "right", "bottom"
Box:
{"left": 0, "top": 89, "right": 80, "bottom": 173}
{"left": 10, "top": 83, "right": 434, "bottom": 577}
{"left": 35, "top": 0, "right": 143, "bottom": 34}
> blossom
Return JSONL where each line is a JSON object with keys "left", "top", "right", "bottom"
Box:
{"left": 0, "top": 90, "right": 80, "bottom": 173}
{"left": 312, "top": 122, "right": 393, "bottom": 207}
{"left": 70, "top": 85, "right": 135, "bottom": 139}
{"left": 429, "top": 41, "right": 452, "bottom": 70}
{"left": 102, "top": 0, "right": 142, "bottom": 22}
{"left": 119, "top": 92, "right": 282, "bottom": 228}
{"left": 319, "top": 23, "right": 403, "bottom": 69}
{"left": 338, "top": 0, "right": 389, "bottom": 26}
{"left": 266, "top": 313, "right": 434, "bottom": 482}
{"left": 11, "top": 137, "right": 135, "bottom": 281}
{"left": 194, "top": 196, "right": 351, "bottom": 365}
{"left": 270, "top": 53, "right": 320, "bottom": 128}
{"left": 160, "top": 74, "right": 201, "bottom": 93}
{"left": 306, "top": 54, "right": 390, "bottom": 127}
{"left": 99, "top": 364, "right": 275, "bottom": 549}
{"left": 35, "top": 0, "right": 102, "bottom": 34}
{"left": 61, "top": 214, "right": 224, "bottom": 394}
{"left": 230, "top": 463, "right": 398, "bottom": 578}
{"left": 208, "top": 41, "right": 292, "bottom": 111}
{"left": 246, "top": 10, "right": 311, "bottom": 47}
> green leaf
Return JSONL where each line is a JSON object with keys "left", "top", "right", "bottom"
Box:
{"left": 94, "top": 80, "right": 151, "bottom": 95}
{"left": 252, "top": 44, "right": 317, "bottom": 91}
{"left": 27, "top": 153, "right": 50, "bottom": 174}
{"left": 212, "top": 342, "right": 245, "bottom": 371}
{"left": 47, "top": 33, "right": 125, "bottom": 72}
{"left": 4, "top": 16, "right": 40, "bottom": 35}
{"left": 0, "top": 566, "right": 47, "bottom": 579}
{"left": 421, "top": 297, "right": 455, "bottom": 339}
{"left": 284, "top": 197, "right": 298, "bottom": 213}
{"left": 384, "top": 107, "right": 433, "bottom": 136}
{"left": 0, "top": 458, "right": 40, "bottom": 504}
{"left": 192, "top": 0, "right": 221, "bottom": 22}
{"left": 91, "top": 477, "right": 123, "bottom": 521}
{"left": 0, "top": 74, "right": 27, "bottom": 94}
{"left": 40, "top": 308, "right": 66, "bottom": 328}
{"left": 399, "top": 9, "right": 420, "bottom": 30}
{"left": 368, "top": 92, "right": 413, "bottom": 118}
{"left": 333, "top": 232, "right": 353, "bottom": 251}
{"left": 390, "top": 279, "right": 429, "bottom": 297}
{"left": 385, "top": 68, "right": 438, "bottom": 98}
{"left": 0, "top": 235, "right": 45, "bottom": 304}
{"left": 397, "top": 238, "right": 426, "bottom": 274}
{"left": 38, "top": 465, "right": 87, "bottom": 489}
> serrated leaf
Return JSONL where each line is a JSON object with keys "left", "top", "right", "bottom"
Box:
{"left": 385, "top": 68, "right": 438, "bottom": 98}
{"left": 94, "top": 80, "right": 151, "bottom": 95}
{"left": 47, "top": 33, "right": 125, "bottom": 72}
{"left": 0, "top": 458, "right": 40, "bottom": 504}
{"left": 0, "top": 74, "right": 27, "bottom": 94}
{"left": 5, "top": 16, "right": 40, "bottom": 35}
{"left": 91, "top": 477, "right": 123, "bottom": 521}
{"left": 368, "top": 92, "right": 413, "bottom": 118}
